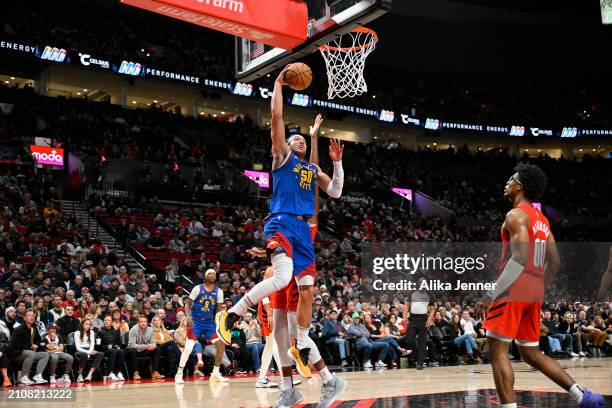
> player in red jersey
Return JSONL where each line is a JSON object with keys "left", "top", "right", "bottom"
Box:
{"left": 479, "top": 163, "right": 603, "bottom": 408}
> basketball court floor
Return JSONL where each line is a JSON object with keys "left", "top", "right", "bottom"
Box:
{"left": 2, "top": 358, "right": 610, "bottom": 407}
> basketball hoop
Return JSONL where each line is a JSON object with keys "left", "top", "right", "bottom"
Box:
{"left": 319, "top": 27, "right": 378, "bottom": 99}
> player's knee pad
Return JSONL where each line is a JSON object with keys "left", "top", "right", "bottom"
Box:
{"left": 270, "top": 253, "right": 293, "bottom": 290}
{"left": 296, "top": 274, "right": 315, "bottom": 287}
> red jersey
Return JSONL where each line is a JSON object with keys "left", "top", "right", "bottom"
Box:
{"left": 500, "top": 201, "right": 550, "bottom": 301}
{"left": 484, "top": 201, "right": 550, "bottom": 345}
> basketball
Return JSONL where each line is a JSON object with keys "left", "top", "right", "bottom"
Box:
{"left": 285, "top": 62, "right": 313, "bottom": 91}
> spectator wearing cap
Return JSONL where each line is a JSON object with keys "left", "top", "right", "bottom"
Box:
{"left": 44, "top": 323, "right": 73, "bottom": 384}
{"left": 9, "top": 309, "right": 49, "bottom": 385}
{"left": 55, "top": 304, "right": 80, "bottom": 339}
{"left": 74, "top": 317, "right": 104, "bottom": 382}
{"left": 97, "top": 315, "right": 125, "bottom": 381}
{"left": 322, "top": 310, "right": 349, "bottom": 367}
{"left": 347, "top": 312, "right": 389, "bottom": 369}
{"left": 2, "top": 307, "right": 19, "bottom": 336}
{"left": 0, "top": 316, "right": 11, "bottom": 386}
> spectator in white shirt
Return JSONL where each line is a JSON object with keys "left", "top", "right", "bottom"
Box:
{"left": 74, "top": 318, "right": 104, "bottom": 382}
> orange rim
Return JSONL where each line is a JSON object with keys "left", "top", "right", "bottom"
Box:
{"left": 319, "top": 27, "right": 378, "bottom": 53}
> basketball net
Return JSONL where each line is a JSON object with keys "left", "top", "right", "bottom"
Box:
{"left": 319, "top": 27, "right": 378, "bottom": 99}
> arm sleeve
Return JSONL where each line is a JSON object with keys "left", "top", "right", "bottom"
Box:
{"left": 217, "top": 288, "right": 224, "bottom": 304}
{"left": 262, "top": 297, "right": 270, "bottom": 305}
{"left": 486, "top": 257, "right": 524, "bottom": 300}
{"left": 189, "top": 285, "right": 201, "bottom": 301}
{"left": 325, "top": 161, "right": 344, "bottom": 198}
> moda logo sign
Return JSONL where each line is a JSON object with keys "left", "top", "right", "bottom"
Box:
{"left": 233, "top": 82, "right": 253, "bottom": 96}
{"left": 30, "top": 145, "right": 64, "bottom": 166}
{"left": 291, "top": 93, "right": 310, "bottom": 107}
{"left": 379, "top": 110, "right": 395, "bottom": 123}
{"left": 118, "top": 61, "right": 143, "bottom": 76}
{"left": 79, "top": 53, "right": 110, "bottom": 69}
{"left": 40, "top": 46, "right": 67, "bottom": 62}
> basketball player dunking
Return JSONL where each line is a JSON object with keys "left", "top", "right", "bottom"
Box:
{"left": 479, "top": 164, "right": 604, "bottom": 408}
{"left": 246, "top": 115, "right": 346, "bottom": 408}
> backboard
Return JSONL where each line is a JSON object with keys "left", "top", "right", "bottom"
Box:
{"left": 235, "top": 0, "right": 391, "bottom": 81}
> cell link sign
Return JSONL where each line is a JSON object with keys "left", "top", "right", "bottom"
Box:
{"left": 291, "top": 93, "right": 310, "bottom": 107}
{"left": 379, "top": 110, "right": 395, "bottom": 123}
{"left": 560, "top": 127, "right": 579, "bottom": 138}
{"left": 232, "top": 82, "right": 253, "bottom": 96}
{"left": 79, "top": 53, "right": 110, "bottom": 69}
{"left": 530, "top": 127, "right": 553, "bottom": 137}
{"left": 40, "top": 46, "right": 67, "bottom": 62}
{"left": 401, "top": 114, "right": 420, "bottom": 126}
{"left": 117, "top": 61, "right": 143, "bottom": 76}
{"left": 509, "top": 126, "right": 526, "bottom": 136}
{"left": 258, "top": 87, "right": 272, "bottom": 99}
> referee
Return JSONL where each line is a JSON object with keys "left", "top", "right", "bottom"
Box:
{"left": 400, "top": 287, "right": 435, "bottom": 370}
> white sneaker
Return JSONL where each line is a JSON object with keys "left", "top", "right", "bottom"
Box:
{"left": 62, "top": 374, "right": 71, "bottom": 384}
{"left": 255, "top": 377, "right": 278, "bottom": 388}
{"left": 32, "top": 374, "right": 48, "bottom": 384}
{"left": 77, "top": 374, "right": 85, "bottom": 383}
{"left": 20, "top": 376, "right": 34, "bottom": 386}
{"left": 193, "top": 369, "right": 205, "bottom": 377}
{"left": 108, "top": 373, "right": 119, "bottom": 382}
{"left": 569, "top": 352, "right": 579, "bottom": 358}
{"left": 374, "top": 360, "right": 386, "bottom": 369}
{"left": 50, "top": 375, "right": 56, "bottom": 384}
{"left": 363, "top": 360, "right": 373, "bottom": 369}
{"left": 579, "top": 352, "right": 586, "bottom": 357}
{"left": 175, "top": 373, "right": 185, "bottom": 384}
{"left": 209, "top": 372, "right": 229, "bottom": 382}
{"left": 292, "top": 378, "right": 302, "bottom": 386}
{"left": 116, "top": 372, "right": 125, "bottom": 381}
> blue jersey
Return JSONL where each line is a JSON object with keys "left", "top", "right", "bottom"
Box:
{"left": 269, "top": 152, "right": 317, "bottom": 217}
{"left": 190, "top": 284, "right": 220, "bottom": 324}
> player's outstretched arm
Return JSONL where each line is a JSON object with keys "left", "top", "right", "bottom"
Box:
{"left": 271, "top": 66, "right": 291, "bottom": 170}
{"left": 317, "top": 138, "right": 344, "bottom": 198}
{"left": 309, "top": 114, "right": 323, "bottom": 165}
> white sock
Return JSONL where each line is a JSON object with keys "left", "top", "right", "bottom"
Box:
{"left": 212, "top": 366, "right": 221, "bottom": 376}
{"left": 259, "top": 336, "right": 275, "bottom": 380}
{"left": 318, "top": 367, "right": 333, "bottom": 384}
{"left": 297, "top": 325, "right": 310, "bottom": 349}
{"left": 500, "top": 404, "right": 517, "bottom": 408}
{"left": 281, "top": 376, "right": 292, "bottom": 391}
{"left": 569, "top": 383, "right": 584, "bottom": 404}
{"left": 229, "top": 254, "right": 292, "bottom": 315}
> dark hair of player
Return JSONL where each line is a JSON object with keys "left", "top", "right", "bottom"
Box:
{"left": 515, "top": 163, "right": 547, "bottom": 201}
